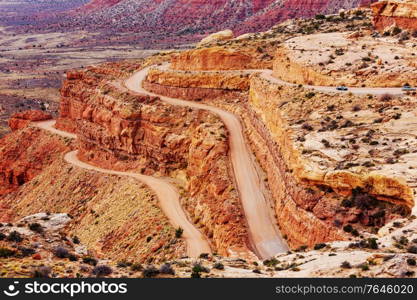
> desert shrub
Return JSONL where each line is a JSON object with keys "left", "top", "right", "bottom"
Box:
{"left": 351, "top": 229, "right": 360, "bottom": 237}
{"left": 28, "top": 223, "right": 43, "bottom": 233}
{"left": 175, "top": 227, "right": 184, "bottom": 238}
{"left": 131, "top": 263, "right": 142, "bottom": 272}
{"left": 341, "top": 261, "right": 351, "bottom": 269}
{"left": 263, "top": 258, "right": 279, "bottom": 267}
{"left": 159, "top": 263, "right": 175, "bottom": 275}
{"left": 358, "top": 263, "right": 369, "bottom": 271}
{"left": 142, "top": 266, "right": 160, "bottom": 278}
{"left": 305, "top": 92, "right": 316, "bottom": 99}
{"left": 18, "top": 246, "right": 35, "bottom": 257}
{"left": 0, "top": 247, "right": 16, "bottom": 258}
{"left": 0, "top": 233, "right": 6, "bottom": 240}
{"left": 82, "top": 256, "right": 98, "bottom": 266}
{"left": 191, "top": 271, "right": 201, "bottom": 278}
{"left": 7, "top": 231, "right": 23, "bottom": 242}
{"left": 68, "top": 254, "right": 78, "bottom": 261}
{"left": 191, "top": 262, "right": 209, "bottom": 278}
{"left": 296, "top": 245, "right": 308, "bottom": 252}
{"left": 213, "top": 262, "right": 224, "bottom": 270}
{"left": 407, "top": 258, "right": 416, "bottom": 266}
{"left": 343, "top": 225, "right": 353, "bottom": 233}
{"left": 199, "top": 253, "right": 209, "bottom": 259}
{"left": 399, "top": 31, "right": 410, "bottom": 41}
{"left": 407, "top": 246, "right": 417, "bottom": 254}
{"left": 117, "top": 260, "right": 130, "bottom": 268}
{"left": 92, "top": 265, "right": 113, "bottom": 277}
{"left": 314, "top": 243, "right": 326, "bottom": 250}
{"left": 392, "top": 27, "right": 402, "bottom": 35}
{"left": 302, "top": 123, "right": 313, "bottom": 131}
{"left": 72, "top": 236, "right": 80, "bottom": 244}
{"left": 32, "top": 266, "right": 51, "bottom": 278}
{"left": 192, "top": 263, "right": 209, "bottom": 274}
{"left": 341, "top": 199, "right": 353, "bottom": 208}
{"left": 367, "top": 238, "right": 379, "bottom": 250}
{"left": 54, "top": 246, "right": 69, "bottom": 258}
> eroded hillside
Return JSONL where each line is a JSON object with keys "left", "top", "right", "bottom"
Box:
{"left": 1, "top": 7, "right": 417, "bottom": 278}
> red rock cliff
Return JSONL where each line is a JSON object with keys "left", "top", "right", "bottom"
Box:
{"left": 56, "top": 66, "right": 252, "bottom": 256}
{"left": 371, "top": 0, "right": 417, "bottom": 32}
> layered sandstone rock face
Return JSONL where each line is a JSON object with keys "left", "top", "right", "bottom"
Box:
{"left": 0, "top": 126, "right": 71, "bottom": 197}
{"left": 147, "top": 68, "right": 250, "bottom": 91}
{"left": 171, "top": 47, "right": 257, "bottom": 71}
{"left": 273, "top": 32, "right": 417, "bottom": 87}
{"left": 56, "top": 67, "right": 251, "bottom": 256}
{"left": 8, "top": 110, "right": 52, "bottom": 131}
{"left": 144, "top": 67, "right": 249, "bottom": 101}
{"left": 248, "top": 74, "right": 415, "bottom": 247}
{"left": 371, "top": 1, "right": 417, "bottom": 32}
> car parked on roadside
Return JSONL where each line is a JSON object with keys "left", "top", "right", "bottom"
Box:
{"left": 336, "top": 86, "right": 348, "bottom": 91}
{"left": 402, "top": 85, "right": 416, "bottom": 92}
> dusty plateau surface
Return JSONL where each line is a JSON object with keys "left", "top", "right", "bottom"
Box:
{"left": 1, "top": 8, "right": 417, "bottom": 278}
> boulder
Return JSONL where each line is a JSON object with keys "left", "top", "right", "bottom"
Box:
{"left": 197, "top": 29, "right": 234, "bottom": 47}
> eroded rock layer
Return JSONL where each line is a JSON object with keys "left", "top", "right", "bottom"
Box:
{"left": 56, "top": 67, "right": 251, "bottom": 256}
{"left": 371, "top": 1, "right": 417, "bottom": 32}
{"left": 8, "top": 110, "right": 52, "bottom": 131}
{"left": 248, "top": 73, "right": 414, "bottom": 247}
{"left": 171, "top": 47, "right": 265, "bottom": 71}
{"left": 0, "top": 126, "right": 72, "bottom": 197}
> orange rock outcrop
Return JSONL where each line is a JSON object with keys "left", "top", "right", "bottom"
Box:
{"left": 0, "top": 126, "right": 71, "bottom": 197}
{"left": 144, "top": 68, "right": 249, "bottom": 101}
{"left": 371, "top": 1, "right": 417, "bottom": 32}
{"left": 8, "top": 110, "right": 52, "bottom": 131}
{"left": 171, "top": 47, "right": 255, "bottom": 71}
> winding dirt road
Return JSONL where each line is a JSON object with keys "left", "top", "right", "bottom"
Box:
{"left": 261, "top": 70, "right": 406, "bottom": 96}
{"left": 125, "top": 67, "right": 289, "bottom": 259}
{"left": 33, "top": 120, "right": 211, "bottom": 258}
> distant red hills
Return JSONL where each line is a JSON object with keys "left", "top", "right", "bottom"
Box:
{"left": 2, "top": 0, "right": 375, "bottom": 47}
{"left": 74, "top": 0, "right": 369, "bottom": 35}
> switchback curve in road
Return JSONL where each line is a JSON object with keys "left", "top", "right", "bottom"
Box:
{"left": 125, "top": 67, "right": 289, "bottom": 259}
{"left": 33, "top": 120, "right": 211, "bottom": 258}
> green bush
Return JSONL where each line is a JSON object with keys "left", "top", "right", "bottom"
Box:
{"left": 0, "top": 247, "right": 16, "bottom": 258}
{"left": 28, "top": 223, "right": 43, "bottom": 233}
{"left": 175, "top": 227, "right": 184, "bottom": 238}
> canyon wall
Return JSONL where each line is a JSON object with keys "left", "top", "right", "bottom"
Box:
{"left": 141, "top": 66, "right": 347, "bottom": 248}
{"left": 144, "top": 68, "right": 248, "bottom": 101}
{"left": 56, "top": 68, "right": 251, "bottom": 256}
{"left": 0, "top": 156, "right": 186, "bottom": 263}
{"left": 371, "top": 1, "right": 417, "bottom": 32}
{"left": 247, "top": 75, "right": 413, "bottom": 248}
{"left": 250, "top": 75, "right": 413, "bottom": 208}
{"left": 0, "top": 126, "right": 72, "bottom": 197}
{"left": 171, "top": 47, "right": 261, "bottom": 71}
{"left": 243, "top": 78, "right": 347, "bottom": 247}
{"left": 273, "top": 47, "right": 333, "bottom": 86}
{"left": 147, "top": 68, "right": 250, "bottom": 91}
